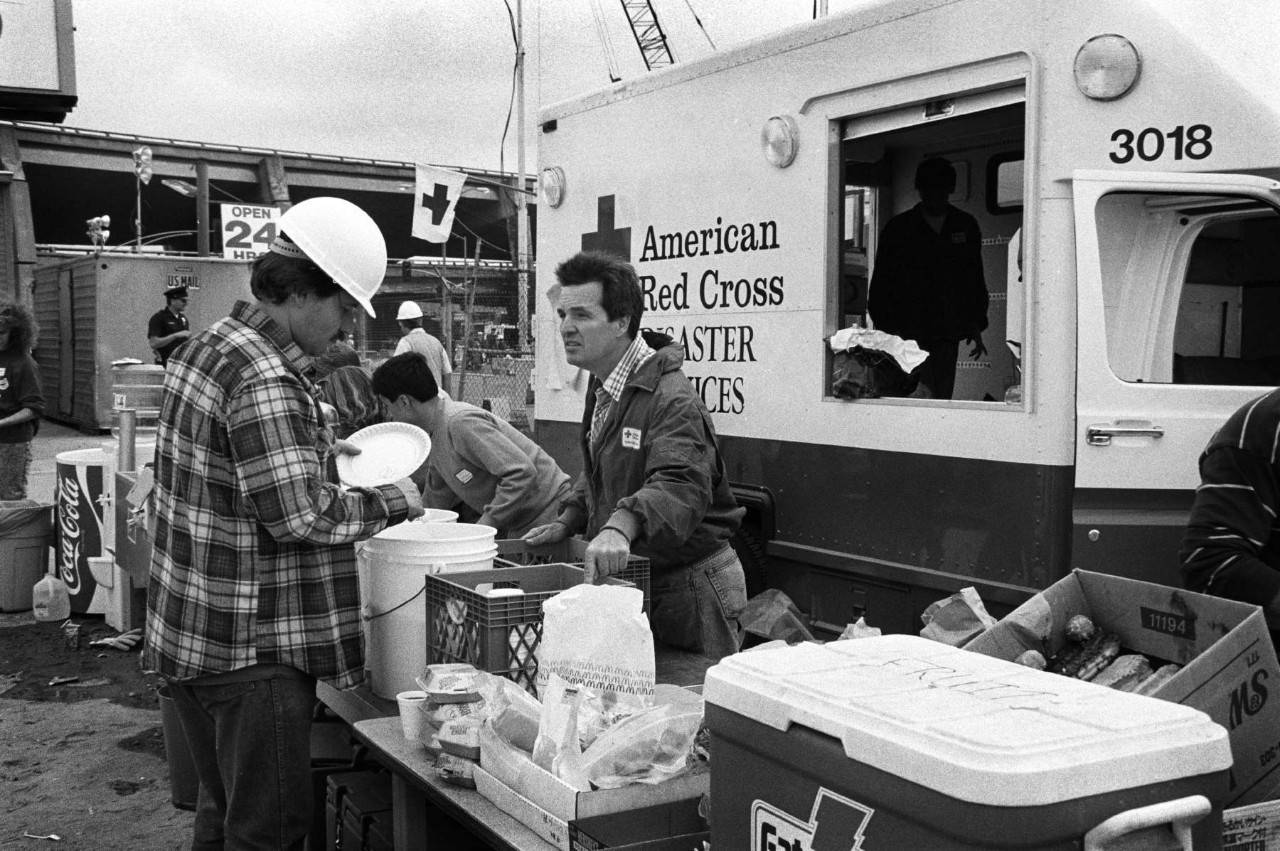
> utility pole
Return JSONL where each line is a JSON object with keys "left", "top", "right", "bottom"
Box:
{"left": 195, "top": 160, "right": 210, "bottom": 257}
{"left": 515, "top": 0, "right": 531, "bottom": 354}
{"left": 131, "top": 146, "right": 152, "bottom": 251}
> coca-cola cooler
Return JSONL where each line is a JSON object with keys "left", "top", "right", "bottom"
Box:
{"left": 54, "top": 448, "right": 109, "bottom": 614}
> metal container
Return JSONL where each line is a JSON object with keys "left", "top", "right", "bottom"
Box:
{"left": 114, "top": 408, "right": 137, "bottom": 473}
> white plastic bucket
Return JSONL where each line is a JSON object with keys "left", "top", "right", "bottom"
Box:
{"left": 363, "top": 520, "right": 495, "bottom": 559}
{"left": 362, "top": 522, "right": 498, "bottom": 699}
{"left": 414, "top": 508, "right": 459, "bottom": 524}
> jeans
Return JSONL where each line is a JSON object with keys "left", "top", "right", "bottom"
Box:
{"left": 167, "top": 666, "right": 316, "bottom": 851}
{"left": 0, "top": 441, "right": 31, "bottom": 500}
{"left": 648, "top": 543, "right": 748, "bottom": 661}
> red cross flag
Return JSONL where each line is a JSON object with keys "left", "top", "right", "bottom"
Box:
{"left": 412, "top": 164, "right": 467, "bottom": 244}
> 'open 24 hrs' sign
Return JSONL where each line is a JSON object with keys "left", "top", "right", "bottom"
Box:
{"left": 220, "top": 203, "right": 281, "bottom": 260}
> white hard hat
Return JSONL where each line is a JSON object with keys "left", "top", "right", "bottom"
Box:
{"left": 396, "top": 301, "right": 424, "bottom": 321}
{"left": 276, "top": 197, "right": 387, "bottom": 318}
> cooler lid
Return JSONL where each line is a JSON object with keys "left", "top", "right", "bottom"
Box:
{"left": 704, "top": 635, "right": 1231, "bottom": 807}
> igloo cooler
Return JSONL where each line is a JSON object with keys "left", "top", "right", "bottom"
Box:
{"left": 704, "top": 635, "right": 1232, "bottom": 850}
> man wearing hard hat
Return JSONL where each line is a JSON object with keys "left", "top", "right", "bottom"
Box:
{"left": 144, "top": 197, "right": 424, "bottom": 849}
{"left": 393, "top": 298, "right": 452, "bottom": 388}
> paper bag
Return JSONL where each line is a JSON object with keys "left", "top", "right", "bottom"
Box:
{"left": 831, "top": 348, "right": 920, "bottom": 399}
{"left": 919, "top": 586, "right": 997, "bottom": 647}
{"left": 739, "top": 589, "right": 815, "bottom": 644}
{"left": 536, "top": 584, "right": 655, "bottom": 713}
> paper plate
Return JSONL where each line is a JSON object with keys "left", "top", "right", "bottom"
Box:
{"left": 337, "top": 422, "right": 431, "bottom": 488}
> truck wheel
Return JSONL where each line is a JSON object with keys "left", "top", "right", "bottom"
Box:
{"left": 730, "top": 524, "right": 768, "bottom": 599}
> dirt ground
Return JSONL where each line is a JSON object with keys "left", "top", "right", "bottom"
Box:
{"left": 0, "top": 611, "right": 193, "bottom": 850}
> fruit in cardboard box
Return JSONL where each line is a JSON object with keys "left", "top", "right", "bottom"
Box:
{"left": 1015, "top": 649, "right": 1047, "bottom": 670}
{"left": 1064, "top": 614, "right": 1097, "bottom": 644}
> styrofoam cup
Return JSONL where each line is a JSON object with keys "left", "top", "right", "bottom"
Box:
{"left": 395, "top": 690, "right": 428, "bottom": 740}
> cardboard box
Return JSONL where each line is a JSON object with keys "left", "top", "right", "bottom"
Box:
{"left": 474, "top": 765, "right": 572, "bottom": 850}
{"left": 1224, "top": 798, "right": 1280, "bottom": 850}
{"left": 966, "top": 569, "right": 1280, "bottom": 805}
{"left": 568, "top": 798, "right": 709, "bottom": 850}
{"left": 478, "top": 723, "right": 709, "bottom": 823}
{"left": 475, "top": 767, "right": 710, "bottom": 851}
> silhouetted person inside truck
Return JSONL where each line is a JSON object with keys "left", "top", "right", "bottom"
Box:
{"left": 868, "top": 157, "right": 989, "bottom": 399}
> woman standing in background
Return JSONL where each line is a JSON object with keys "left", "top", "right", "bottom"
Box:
{"left": 0, "top": 301, "right": 45, "bottom": 500}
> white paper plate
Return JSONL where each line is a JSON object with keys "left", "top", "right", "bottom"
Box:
{"left": 337, "top": 422, "right": 431, "bottom": 488}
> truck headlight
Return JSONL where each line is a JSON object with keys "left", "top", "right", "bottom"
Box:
{"left": 761, "top": 115, "right": 799, "bottom": 168}
{"left": 540, "top": 166, "right": 566, "bottom": 208}
{"left": 1074, "top": 34, "right": 1141, "bottom": 101}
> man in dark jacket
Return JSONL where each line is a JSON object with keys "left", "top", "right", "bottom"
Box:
{"left": 1181, "top": 389, "right": 1280, "bottom": 644}
{"left": 523, "top": 251, "right": 748, "bottom": 661}
{"left": 867, "top": 157, "right": 988, "bottom": 399}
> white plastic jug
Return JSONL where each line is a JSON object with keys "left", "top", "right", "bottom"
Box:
{"left": 32, "top": 574, "right": 71, "bottom": 622}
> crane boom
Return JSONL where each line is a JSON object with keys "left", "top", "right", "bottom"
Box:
{"left": 619, "top": 0, "right": 674, "bottom": 70}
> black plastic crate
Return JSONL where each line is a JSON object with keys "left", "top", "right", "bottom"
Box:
{"left": 424, "top": 563, "right": 637, "bottom": 694}
{"left": 324, "top": 770, "right": 390, "bottom": 851}
{"left": 493, "top": 538, "right": 650, "bottom": 611}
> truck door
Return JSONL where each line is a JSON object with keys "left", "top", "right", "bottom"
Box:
{"left": 1072, "top": 170, "right": 1280, "bottom": 583}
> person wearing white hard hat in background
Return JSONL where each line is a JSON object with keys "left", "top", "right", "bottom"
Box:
{"left": 392, "top": 298, "right": 452, "bottom": 388}
{"left": 144, "top": 196, "right": 424, "bottom": 851}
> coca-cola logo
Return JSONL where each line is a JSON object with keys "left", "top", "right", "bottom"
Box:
{"left": 57, "top": 474, "right": 83, "bottom": 595}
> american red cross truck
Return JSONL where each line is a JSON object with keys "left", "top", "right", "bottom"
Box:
{"left": 532, "top": 0, "right": 1280, "bottom": 634}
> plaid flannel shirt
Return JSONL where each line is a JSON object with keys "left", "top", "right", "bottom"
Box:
{"left": 143, "top": 300, "right": 410, "bottom": 687}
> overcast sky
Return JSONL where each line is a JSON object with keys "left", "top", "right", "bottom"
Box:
{"left": 64, "top": 0, "right": 846, "bottom": 173}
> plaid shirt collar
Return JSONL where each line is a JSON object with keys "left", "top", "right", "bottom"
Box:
{"left": 231, "top": 300, "right": 312, "bottom": 378}
{"left": 598, "top": 334, "right": 656, "bottom": 404}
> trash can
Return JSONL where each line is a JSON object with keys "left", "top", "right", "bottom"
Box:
{"left": 53, "top": 449, "right": 109, "bottom": 614}
{"left": 110, "top": 362, "right": 164, "bottom": 441}
{"left": 0, "top": 500, "right": 53, "bottom": 612}
{"left": 157, "top": 685, "right": 199, "bottom": 811}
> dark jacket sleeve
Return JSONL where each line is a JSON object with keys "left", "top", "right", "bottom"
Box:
{"left": 17, "top": 356, "right": 44, "bottom": 419}
{"left": 614, "top": 383, "right": 717, "bottom": 551}
{"left": 867, "top": 216, "right": 909, "bottom": 333}
{"left": 1180, "top": 444, "right": 1280, "bottom": 609}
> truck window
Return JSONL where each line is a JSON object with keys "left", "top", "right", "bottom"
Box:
{"left": 1094, "top": 192, "right": 1280, "bottom": 385}
{"left": 832, "top": 98, "right": 1024, "bottom": 405}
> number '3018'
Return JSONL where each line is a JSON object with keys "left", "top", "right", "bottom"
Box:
{"left": 1110, "top": 124, "right": 1213, "bottom": 164}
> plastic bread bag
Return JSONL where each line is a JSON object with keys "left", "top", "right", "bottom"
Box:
{"left": 579, "top": 686, "right": 704, "bottom": 789}
{"left": 536, "top": 583, "right": 655, "bottom": 715}
{"left": 436, "top": 752, "right": 477, "bottom": 788}
{"left": 531, "top": 674, "right": 591, "bottom": 790}
{"left": 474, "top": 670, "right": 542, "bottom": 753}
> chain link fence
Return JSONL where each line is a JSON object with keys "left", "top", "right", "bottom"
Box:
{"left": 356, "top": 262, "right": 535, "bottom": 435}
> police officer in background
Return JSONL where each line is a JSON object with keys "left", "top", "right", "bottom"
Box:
{"left": 147, "top": 285, "right": 192, "bottom": 366}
